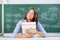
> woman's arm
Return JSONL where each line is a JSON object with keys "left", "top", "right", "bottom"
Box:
{"left": 11, "top": 20, "right": 22, "bottom": 38}
{"left": 36, "top": 22, "right": 48, "bottom": 37}
{"left": 23, "top": 22, "right": 48, "bottom": 38}
{"left": 26, "top": 28, "right": 46, "bottom": 38}
{"left": 36, "top": 30, "right": 46, "bottom": 38}
{"left": 12, "top": 20, "right": 33, "bottom": 38}
{"left": 15, "top": 33, "right": 33, "bottom": 38}
{"left": 15, "top": 34, "right": 23, "bottom": 38}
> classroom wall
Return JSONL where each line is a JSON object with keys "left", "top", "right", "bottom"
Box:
{"left": 0, "top": 0, "right": 2, "bottom": 4}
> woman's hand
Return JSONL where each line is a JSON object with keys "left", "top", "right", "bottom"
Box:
{"left": 26, "top": 28, "right": 37, "bottom": 35}
{"left": 15, "top": 33, "right": 33, "bottom": 38}
{"left": 23, "top": 33, "right": 33, "bottom": 38}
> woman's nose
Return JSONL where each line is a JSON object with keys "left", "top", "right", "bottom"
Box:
{"left": 28, "top": 14, "right": 31, "bottom": 16}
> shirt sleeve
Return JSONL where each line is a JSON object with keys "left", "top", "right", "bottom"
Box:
{"left": 36, "top": 22, "right": 48, "bottom": 37}
{"left": 11, "top": 20, "right": 22, "bottom": 38}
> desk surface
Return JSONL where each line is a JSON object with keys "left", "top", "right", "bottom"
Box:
{"left": 0, "top": 37, "right": 60, "bottom": 40}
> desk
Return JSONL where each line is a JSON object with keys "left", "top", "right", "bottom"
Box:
{"left": 0, "top": 37, "right": 60, "bottom": 40}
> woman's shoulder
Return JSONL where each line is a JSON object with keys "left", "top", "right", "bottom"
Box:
{"left": 37, "top": 21, "right": 41, "bottom": 24}
{"left": 37, "top": 21, "right": 42, "bottom": 26}
{"left": 17, "top": 19, "right": 26, "bottom": 24}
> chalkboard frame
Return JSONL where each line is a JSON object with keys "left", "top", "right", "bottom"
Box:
{"left": 4, "top": 4, "right": 60, "bottom": 33}
{"left": 0, "top": 4, "right": 3, "bottom": 36}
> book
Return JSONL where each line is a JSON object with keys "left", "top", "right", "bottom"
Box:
{"left": 21, "top": 22, "right": 36, "bottom": 34}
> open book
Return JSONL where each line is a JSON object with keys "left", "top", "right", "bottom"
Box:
{"left": 21, "top": 22, "right": 36, "bottom": 34}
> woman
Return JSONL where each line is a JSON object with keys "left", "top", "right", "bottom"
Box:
{"left": 11, "top": 8, "right": 48, "bottom": 38}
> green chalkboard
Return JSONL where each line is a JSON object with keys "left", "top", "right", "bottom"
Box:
{"left": 0, "top": 4, "right": 2, "bottom": 33}
{"left": 4, "top": 4, "right": 60, "bottom": 33}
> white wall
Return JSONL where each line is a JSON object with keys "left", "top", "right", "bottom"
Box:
{"left": 0, "top": 0, "right": 2, "bottom": 4}
{"left": 3, "top": 0, "right": 58, "bottom": 4}
{"left": 58, "top": 0, "right": 60, "bottom": 3}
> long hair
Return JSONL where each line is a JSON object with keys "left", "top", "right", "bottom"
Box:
{"left": 24, "top": 8, "right": 38, "bottom": 24}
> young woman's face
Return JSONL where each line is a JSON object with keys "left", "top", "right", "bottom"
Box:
{"left": 26, "top": 9, "right": 34, "bottom": 21}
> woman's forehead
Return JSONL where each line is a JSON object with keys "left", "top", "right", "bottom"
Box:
{"left": 29, "top": 9, "right": 34, "bottom": 13}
